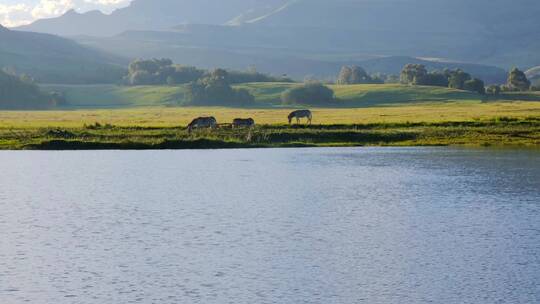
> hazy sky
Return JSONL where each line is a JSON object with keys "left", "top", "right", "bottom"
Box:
{"left": 0, "top": 0, "right": 132, "bottom": 26}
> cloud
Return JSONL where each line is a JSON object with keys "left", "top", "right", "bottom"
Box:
{"left": 31, "top": 0, "right": 74, "bottom": 20}
{"left": 0, "top": 0, "right": 131, "bottom": 27}
{"left": 0, "top": 3, "right": 33, "bottom": 27}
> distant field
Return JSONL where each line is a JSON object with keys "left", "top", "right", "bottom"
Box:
{"left": 41, "top": 84, "right": 186, "bottom": 108}
{"left": 40, "top": 83, "right": 535, "bottom": 108}
{"left": 1, "top": 102, "right": 540, "bottom": 128}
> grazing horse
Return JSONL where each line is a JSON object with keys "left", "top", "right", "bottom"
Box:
{"left": 232, "top": 118, "right": 255, "bottom": 128}
{"left": 288, "top": 110, "right": 312, "bottom": 125}
{"left": 187, "top": 116, "right": 217, "bottom": 133}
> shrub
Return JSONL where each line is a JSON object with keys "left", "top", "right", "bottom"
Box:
{"left": 281, "top": 82, "right": 335, "bottom": 105}
{"left": 463, "top": 78, "right": 486, "bottom": 94}
{"left": 486, "top": 85, "right": 501, "bottom": 95}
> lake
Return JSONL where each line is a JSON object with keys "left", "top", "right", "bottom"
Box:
{"left": 0, "top": 147, "right": 539, "bottom": 304}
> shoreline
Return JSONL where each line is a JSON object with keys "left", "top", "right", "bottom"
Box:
{"left": 2, "top": 119, "right": 539, "bottom": 150}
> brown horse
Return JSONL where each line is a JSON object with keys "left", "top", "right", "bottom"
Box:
{"left": 187, "top": 117, "right": 217, "bottom": 133}
{"left": 288, "top": 110, "right": 312, "bottom": 125}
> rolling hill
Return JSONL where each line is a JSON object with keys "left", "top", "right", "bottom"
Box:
{"left": 0, "top": 26, "right": 127, "bottom": 84}
{"left": 43, "top": 83, "right": 502, "bottom": 108}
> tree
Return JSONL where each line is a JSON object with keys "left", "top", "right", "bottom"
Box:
{"left": 350, "top": 66, "right": 371, "bottom": 84}
{"left": 126, "top": 58, "right": 285, "bottom": 86}
{"left": 337, "top": 65, "right": 372, "bottom": 84}
{"left": 448, "top": 69, "right": 472, "bottom": 90}
{"left": 463, "top": 78, "right": 485, "bottom": 94}
{"left": 400, "top": 64, "right": 428, "bottom": 85}
{"left": 507, "top": 68, "right": 530, "bottom": 91}
{"left": 185, "top": 69, "right": 254, "bottom": 106}
{"left": 424, "top": 71, "right": 449, "bottom": 87}
{"left": 0, "top": 69, "right": 54, "bottom": 109}
{"left": 281, "top": 81, "right": 335, "bottom": 105}
{"left": 337, "top": 66, "right": 353, "bottom": 85}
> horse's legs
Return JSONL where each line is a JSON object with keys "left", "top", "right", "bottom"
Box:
{"left": 296, "top": 117, "right": 300, "bottom": 124}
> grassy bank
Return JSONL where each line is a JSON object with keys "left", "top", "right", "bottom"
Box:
{"left": 1, "top": 119, "right": 539, "bottom": 150}
{"left": 1, "top": 103, "right": 539, "bottom": 149}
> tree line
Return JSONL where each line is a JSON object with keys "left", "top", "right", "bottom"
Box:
{"left": 125, "top": 58, "right": 291, "bottom": 86}
{"left": 280, "top": 64, "right": 540, "bottom": 107}
{"left": 125, "top": 58, "right": 297, "bottom": 106}
{"left": 336, "top": 64, "right": 539, "bottom": 95}
{"left": 0, "top": 69, "right": 60, "bottom": 109}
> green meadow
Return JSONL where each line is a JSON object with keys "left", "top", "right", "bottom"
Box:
{"left": 0, "top": 83, "right": 537, "bottom": 150}
{"left": 42, "top": 83, "right": 525, "bottom": 108}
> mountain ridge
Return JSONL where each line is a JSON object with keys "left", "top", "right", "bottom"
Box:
{"left": 14, "top": 0, "right": 540, "bottom": 68}
{"left": 0, "top": 28, "right": 127, "bottom": 84}
{"left": 16, "top": 0, "right": 288, "bottom": 37}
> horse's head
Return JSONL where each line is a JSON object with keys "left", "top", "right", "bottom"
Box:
{"left": 288, "top": 113, "right": 294, "bottom": 124}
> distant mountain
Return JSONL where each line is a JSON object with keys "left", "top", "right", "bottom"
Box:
{"left": 16, "top": 0, "right": 540, "bottom": 69}
{"left": 77, "top": 28, "right": 507, "bottom": 83}
{"left": 16, "top": 0, "right": 287, "bottom": 37}
{"left": 0, "top": 27, "right": 126, "bottom": 84}
{"left": 246, "top": 0, "right": 539, "bottom": 33}
{"left": 242, "top": 0, "right": 540, "bottom": 67}
{"left": 526, "top": 66, "right": 540, "bottom": 85}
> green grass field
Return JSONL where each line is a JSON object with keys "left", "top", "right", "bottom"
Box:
{"left": 42, "top": 83, "right": 537, "bottom": 108}
{"left": 0, "top": 102, "right": 539, "bottom": 149}
{"left": 2, "top": 102, "right": 540, "bottom": 128}
{"left": 5, "top": 83, "right": 537, "bottom": 149}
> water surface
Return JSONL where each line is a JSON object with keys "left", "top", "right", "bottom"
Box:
{"left": 0, "top": 148, "right": 539, "bottom": 304}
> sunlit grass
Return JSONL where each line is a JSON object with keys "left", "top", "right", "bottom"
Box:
{"left": 42, "top": 83, "right": 540, "bottom": 109}
{"left": 1, "top": 101, "right": 539, "bottom": 129}
{"left": 6, "top": 83, "right": 540, "bottom": 149}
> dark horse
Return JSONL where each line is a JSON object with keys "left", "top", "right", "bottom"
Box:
{"left": 288, "top": 110, "right": 312, "bottom": 125}
{"left": 232, "top": 118, "right": 255, "bottom": 128}
{"left": 187, "top": 116, "right": 217, "bottom": 133}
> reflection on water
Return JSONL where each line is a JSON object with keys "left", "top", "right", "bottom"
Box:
{"left": 0, "top": 147, "right": 539, "bottom": 304}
